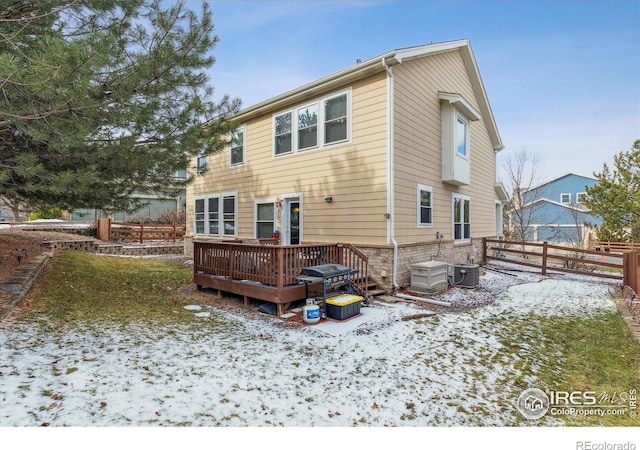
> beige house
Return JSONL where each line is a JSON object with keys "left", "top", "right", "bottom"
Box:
{"left": 185, "top": 39, "right": 507, "bottom": 291}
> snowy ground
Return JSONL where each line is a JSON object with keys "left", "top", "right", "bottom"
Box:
{"left": 0, "top": 266, "right": 621, "bottom": 428}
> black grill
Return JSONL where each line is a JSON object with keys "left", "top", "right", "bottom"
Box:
{"left": 300, "top": 263, "right": 352, "bottom": 278}
{"left": 299, "top": 264, "right": 358, "bottom": 289}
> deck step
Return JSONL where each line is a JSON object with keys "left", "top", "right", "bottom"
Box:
{"left": 367, "top": 288, "right": 387, "bottom": 297}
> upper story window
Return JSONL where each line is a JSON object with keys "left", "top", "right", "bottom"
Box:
{"left": 439, "top": 92, "right": 480, "bottom": 186}
{"left": 230, "top": 127, "right": 245, "bottom": 166}
{"left": 324, "top": 93, "right": 348, "bottom": 144}
{"left": 417, "top": 184, "right": 433, "bottom": 227}
{"left": 576, "top": 192, "right": 586, "bottom": 204}
{"left": 273, "top": 89, "right": 350, "bottom": 157}
{"left": 455, "top": 114, "right": 469, "bottom": 157}
{"left": 298, "top": 104, "right": 318, "bottom": 150}
{"left": 275, "top": 112, "right": 292, "bottom": 155}
{"left": 196, "top": 154, "right": 208, "bottom": 174}
{"left": 560, "top": 193, "right": 571, "bottom": 204}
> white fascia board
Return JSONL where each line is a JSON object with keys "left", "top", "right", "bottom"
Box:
{"left": 438, "top": 92, "right": 482, "bottom": 121}
{"left": 393, "top": 39, "right": 470, "bottom": 63}
{"left": 234, "top": 52, "right": 396, "bottom": 122}
{"left": 495, "top": 181, "right": 509, "bottom": 201}
{"left": 458, "top": 43, "right": 504, "bottom": 152}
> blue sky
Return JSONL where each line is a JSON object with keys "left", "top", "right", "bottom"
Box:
{"left": 200, "top": 0, "right": 639, "bottom": 182}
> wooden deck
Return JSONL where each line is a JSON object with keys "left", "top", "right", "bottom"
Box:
{"left": 193, "top": 241, "right": 370, "bottom": 315}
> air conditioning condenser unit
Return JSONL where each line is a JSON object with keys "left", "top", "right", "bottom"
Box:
{"left": 449, "top": 263, "right": 480, "bottom": 288}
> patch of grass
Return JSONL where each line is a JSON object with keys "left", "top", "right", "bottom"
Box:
{"left": 535, "top": 312, "right": 640, "bottom": 426}
{"left": 19, "top": 251, "right": 195, "bottom": 327}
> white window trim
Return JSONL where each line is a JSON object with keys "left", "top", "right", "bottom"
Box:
{"left": 254, "top": 198, "right": 277, "bottom": 239}
{"left": 196, "top": 154, "right": 208, "bottom": 174}
{"left": 229, "top": 126, "right": 246, "bottom": 167}
{"left": 274, "top": 111, "right": 293, "bottom": 156}
{"left": 194, "top": 197, "right": 206, "bottom": 235}
{"left": 452, "top": 193, "right": 471, "bottom": 243}
{"left": 194, "top": 192, "right": 238, "bottom": 237}
{"left": 417, "top": 184, "right": 433, "bottom": 227}
{"left": 296, "top": 102, "right": 319, "bottom": 152}
{"left": 560, "top": 193, "right": 571, "bottom": 204}
{"left": 576, "top": 192, "right": 586, "bottom": 204}
{"left": 455, "top": 112, "right": 470, "bottom": 160}
{"left": 272, "top": 88, "right": 351, "bottom": 158}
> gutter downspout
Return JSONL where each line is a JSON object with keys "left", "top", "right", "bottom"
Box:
{"left": 382, "top": 57, "right": 400, "bottom": 291}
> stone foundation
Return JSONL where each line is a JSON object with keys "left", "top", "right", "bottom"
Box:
{"left": 347, "top": 238, "right": 486, "bottom": 292}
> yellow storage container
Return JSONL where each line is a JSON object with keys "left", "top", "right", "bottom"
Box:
{"left": 325, "top": 294, "right": 362, "bottom": 320}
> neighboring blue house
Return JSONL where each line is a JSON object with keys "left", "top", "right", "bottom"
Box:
{"left": 516, "top": 173, "right": 602, "bottom": 245}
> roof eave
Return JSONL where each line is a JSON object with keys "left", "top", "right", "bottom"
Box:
{"left": 233, "top": 51, "right": 397, "bottom": 123}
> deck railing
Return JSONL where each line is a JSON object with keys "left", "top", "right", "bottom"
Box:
{"left": 193, "top": 241, "right": 369, "bottom": 295}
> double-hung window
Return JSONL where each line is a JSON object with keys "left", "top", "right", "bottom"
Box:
{"left": 297, "top": 104, "right": 318, "bottom": 150}
{"left": 196, "top": 154, "right": 208, "bottom": 173}
{"left": 273, "top": 90, "right": 350, "bottom": 156}
{"left": 207, "top": 197, "right": 219, "bottom": 234}
{"left": 222, "top": 195, "right": 236, "bottom": 236}
{"left": 324, "top": 93, "right": 348, "bottom": 144}
{"left": 194, "top": 193, "right": 237, "bottom": 237}
{"left": 255, "top": 201, "right": 276, "bottom": 239}
{"left": 230, "top": 127, "right": 245, "bottom": 166}
{"left": 560, "top": 193, "right": 571, "bottom": 204}
{"left": 195, "top": 199, "right": 205, "bottom": 234}
{"left": 275, "top": 112, "right": 293, "bottom": 155}
{"left": 417, "top": 184, "right": 433, "bottom": 227}
{"left": 453, "top": 194, "right": 471, "bottom": 241}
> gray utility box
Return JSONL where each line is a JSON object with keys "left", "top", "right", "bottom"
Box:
{"left": 411, "top": 261, "right": 448, "bottom": 290}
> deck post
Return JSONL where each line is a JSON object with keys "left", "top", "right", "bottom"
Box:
{"left": 277, "top": 246, "right": 284, "bottom": 297}
{"left": 229, "top": 246, "right": 236, "bottom": 280}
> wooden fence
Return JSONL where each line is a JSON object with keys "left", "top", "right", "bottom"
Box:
{"left": 591, "top": 241, "right": 640, "bottom": 252}
{"left": 483, "top": 238, "right": 640, "bottom": 294}
{"left": 97, "top": 218, "right": 185, "bottom": 243}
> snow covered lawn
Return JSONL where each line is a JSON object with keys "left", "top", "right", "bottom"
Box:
{"left": 0, "top": 268, "right": 620, "bottom": 427}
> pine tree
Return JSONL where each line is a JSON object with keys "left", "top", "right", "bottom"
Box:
{"left": 0, "top": 1, "right": 239, "bottom": 213}
{"left": 584, "top": 140, "right": 640, "bottom": 242}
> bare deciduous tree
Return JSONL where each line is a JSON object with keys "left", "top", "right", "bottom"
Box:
{"left": 500, "top": 150, "right": 553, "bottom": 243}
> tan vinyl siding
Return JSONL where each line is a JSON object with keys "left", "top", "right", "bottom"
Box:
{"left": 186, "top": 72, "right": 389, "bottom": 245}
{"left": 392, "top": 50, "right": 499, "bottom": 244}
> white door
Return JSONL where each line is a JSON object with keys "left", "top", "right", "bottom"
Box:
{"left": 282, "top": 196, "right": 302, "bottom": 245}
